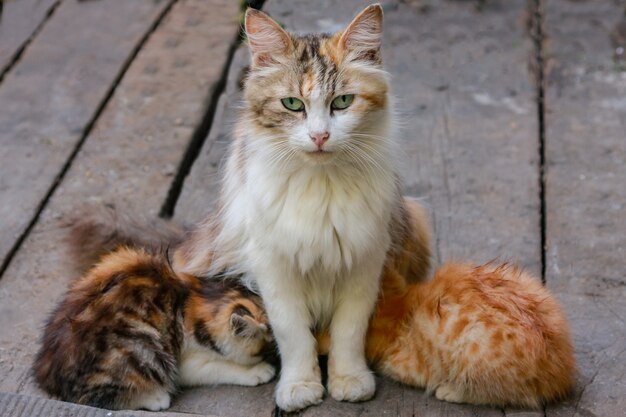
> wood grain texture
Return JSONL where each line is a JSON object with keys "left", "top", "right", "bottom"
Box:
{"left": 0, "top": 0, "right": 58, "bottom": 75}
{"left": 174, "top": 45, "right": 250, "bottom": 224}
{"left": 543, "top": 1, "right": 626, "bottom": 416}
{"left": 0, "top": 0, "right": 240, "bottom": 401}
{"left": 0, "top": 391, "right": 213, "bottom": 417}
{"left": 0, "top": 0, "right": 172, "bottom": 272}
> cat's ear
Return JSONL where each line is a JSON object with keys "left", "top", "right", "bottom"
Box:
{"left": 339, "top": 4, "right": 383, "bottom": 59}
{"left": 244, "top": 8, "right": 292, "bottom": 67}
{"left": 230, "top": 312, "right": 268, "bottom": 338}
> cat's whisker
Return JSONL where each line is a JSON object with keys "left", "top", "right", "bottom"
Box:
{"left": 341, "top": 145, "right": 378, "bottom": 178}
{"left": 349, "top": 132, "right": 389, "bottom": 142}
{"left": 352, "top": 143, "right": 390, "bottom": 171}
{"left": 265, "top": 144, "right": 297, "bottom": 172}
{"left": 343, "top": 143, "right": 386, "bottom": 175}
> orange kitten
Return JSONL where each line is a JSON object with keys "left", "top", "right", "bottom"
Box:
{"left": 363, "top": 260, "right": 576, "bottom": 408}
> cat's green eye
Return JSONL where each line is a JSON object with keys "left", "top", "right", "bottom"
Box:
{"left": 281, "top": 97, "right": 305, "bottom": 111}
{"left": 331, "top": 94, "right": 355, "bottom": 110}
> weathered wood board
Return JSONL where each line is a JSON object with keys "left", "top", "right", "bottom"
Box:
{"left": 173, "top": 46, "right": 250, "bottom": 224}
{"left": 0, "top": 0, "right": 172, "bottom": 273}
{"left": 544, "top": 1, "right": 626, "bottom": 416}
{"left": 174, "top": 0, "right": 541, "bottom": 415}
{"left": 0, "top": 0, "right": 241, "bottom": 400}
{"left": 0, "top": 391, "right": 213, "bottom": 417}
{"left": 0, "top": 0, "right": 58, "bottom": 76}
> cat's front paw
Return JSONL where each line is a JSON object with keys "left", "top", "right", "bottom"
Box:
{"left": 245, "top": 362, "right": 276, "bottom": 385}
{"left": 328, "top": 370, "right": 375, "bottom": 402}
{"left": 275, "top": 378, "right": 324, "bottom": 412}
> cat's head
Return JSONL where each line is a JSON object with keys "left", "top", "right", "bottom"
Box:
{"left": 242, "top": 4, "right": 391, "bottom": 167}
{"left": 189, "top": 279, "right": 274, "bottom": 366}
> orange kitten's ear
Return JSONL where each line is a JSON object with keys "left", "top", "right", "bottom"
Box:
{"left": 244, "top": 8, "right": 292, "bottom": 67}
{"left": 339, "top": 4, "right": 383, "bottom": 58}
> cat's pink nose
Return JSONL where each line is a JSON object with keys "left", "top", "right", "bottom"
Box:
{"left": 310, "top": 132, "right": 330, "bottom": 149}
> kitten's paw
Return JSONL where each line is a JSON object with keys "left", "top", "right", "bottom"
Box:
{"left": 131, "top": 387, "right": 171, "bottom": 411}
{"left": 435, "top": 383, "right": 465, "bottom": 404}
{"left": 275, "top": 378, "right": 324, "bottom": 412}
{"left": 244, "top": 362, "right": 276, "bottom": 386}
{"left": 328, "top": 370, "right": 376, "bottom": 402}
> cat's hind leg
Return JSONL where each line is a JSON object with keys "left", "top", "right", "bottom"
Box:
{"left": 434, "top": 383, "right": 466, "bottom": 404}
{"left": 179, "top": 357, "right": 275, "bottom": 387}
{"left": 128, "top": 386, "right": 171, "bottom": 411}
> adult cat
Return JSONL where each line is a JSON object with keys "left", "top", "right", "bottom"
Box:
{"left": 173, "top": 4, "right": 406, "bottom": 411}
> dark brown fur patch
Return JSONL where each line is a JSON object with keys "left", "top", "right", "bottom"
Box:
{"left": 194, "top": 320, "right": 223, "bottom": 354}
{"left": 33, "top": 248, "right": 188, "bottom": 409}
{"left": 65, "top": 204, "right": 187, "bottom": 275}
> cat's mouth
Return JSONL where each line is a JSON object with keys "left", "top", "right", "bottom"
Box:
{"left": 304, "top": 149, "right": 334, "bottom": 159}
{"left": 306, "top": 149, "right": 332, "bottom": 156}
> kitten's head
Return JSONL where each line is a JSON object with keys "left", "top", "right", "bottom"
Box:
{"left": 189, "top": 279, "right": 274, "bottom": 366}
{"left": 222, "top": 299, "right": 274, "bottom": 365}
{"left": 243, "top": 4, "right": 391, "bottom": 166}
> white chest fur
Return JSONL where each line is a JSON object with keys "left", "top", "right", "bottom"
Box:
{"left": 242, "top": 160, "right": 395, "bottom": 275}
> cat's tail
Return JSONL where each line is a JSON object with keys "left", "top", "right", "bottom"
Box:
{"left": 395, "top": 196, "right": 432, "bottom": 282}
{"left": 65, "top": 204, "right": 188, "bottom": 274}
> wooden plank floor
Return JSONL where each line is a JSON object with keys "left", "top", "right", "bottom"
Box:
{"left": 0, "top": 0, "right": 240, "bottom": 399}
{"left": 0, "top": 0, "right": 624, "bottom": 416}
{"left": 544, "top": 1, "right": 626, "bottom": 416}
{"left": 0, "top": 0, "right": 173, "bottom": 274}
{"left": 0, "top": 0, "right": 59, "bottom": 77}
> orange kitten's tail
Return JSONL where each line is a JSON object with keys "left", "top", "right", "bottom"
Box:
{"left": 65, "top": 204, "right": 187, "bottom": 274}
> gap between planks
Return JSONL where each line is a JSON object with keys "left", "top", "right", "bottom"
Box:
{"left": 0, "top": 0, "right": 61, "bottom": 85}
{"left": 0, "top": 0, "right": 179, "bottom": 282}
{"left": 531, "top": 2, "right": 548, "bottom": 416}
{"left": 530, "top": 0, "right": 548, "bottom": 286}
{"left": 158, "top": 32, "right": 242, "bottom": 218}
{"left": 159, "top": 0, "right": 266, "bottom": 218}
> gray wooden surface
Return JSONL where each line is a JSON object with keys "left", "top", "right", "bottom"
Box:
{"left": 0, "top": 0, "right": 172, "bottom": 274}
{"left": 0, "top": 0, "right": 624, "bottom": 416}
{"left": 0, "top": 0, "right": 240, "bottom": 398}
{"left": 544, "top": 1, "right": 626, "bottom": 416}
{"left": 0, "top": 391, "right": 213, "bottom": 417}
{"left": 0, "top": 0, "right": 59, "bottom": 76}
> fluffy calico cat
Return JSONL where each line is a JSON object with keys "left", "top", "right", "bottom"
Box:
{"left": 33, "top": 247, "right": 275, "bottom": 411}
{"left": 173, "top": 5, "right": 405, "bottom": 411}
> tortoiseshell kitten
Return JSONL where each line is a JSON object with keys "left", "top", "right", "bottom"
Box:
{"left": 33, "top": 247, "right": 275, "bottom": 411}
